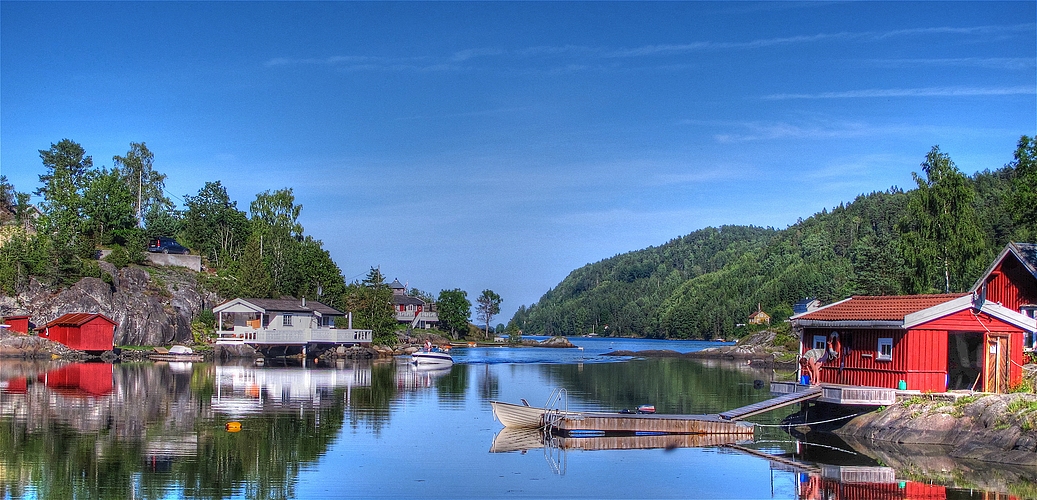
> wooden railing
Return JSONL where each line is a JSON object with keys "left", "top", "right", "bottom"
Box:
{"left": 216, "top": 327, "right": 373, "bottom": 345}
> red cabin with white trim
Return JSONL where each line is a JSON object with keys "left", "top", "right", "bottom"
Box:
{"left": 792, "top": 294, "right": 1032, "bottom": 393}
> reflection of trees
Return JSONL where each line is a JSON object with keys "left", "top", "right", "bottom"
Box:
{"left": 0, "top": 361, "right": 351, "bottom": 499}
{"left": 474, "top": 364, "right": 498, "bottom": 402}
{"left": 344, "top": 362, "right": 396, "bottom": 434}
{"left": 542, "top": 358, "right": 777, "bottom": 414}
{"left": 435, "top": 365, "right": 469, "bottom": 404}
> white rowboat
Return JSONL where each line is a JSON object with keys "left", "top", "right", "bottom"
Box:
{"left": 490, "top": 400, "right": 576, "bottom": 429}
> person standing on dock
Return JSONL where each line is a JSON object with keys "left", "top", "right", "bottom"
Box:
{"left": 799, "top": 332, "right": 840, "bottom": 385}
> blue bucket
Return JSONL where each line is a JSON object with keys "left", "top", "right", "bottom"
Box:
{"left": 800, "top": 375, "right": 810, "bottom": 385}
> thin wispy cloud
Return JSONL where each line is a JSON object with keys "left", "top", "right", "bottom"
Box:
{"left": 712, "top": 120, "right": 883, "bottom": 143}
{"left": 266, "top": 23, "right": 1033, "bottom": 71}
{"left": 870, "top": 58, "right": 1035, "bottom": 71}
{"left": 764, "top": 86, "right": 1035, "bottom": 100}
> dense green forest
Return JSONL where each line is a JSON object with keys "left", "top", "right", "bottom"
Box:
{"left": 510, "top": 137, "right": 1037, "bottom": 340}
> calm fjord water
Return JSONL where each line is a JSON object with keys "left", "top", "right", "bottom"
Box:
{"left": 0, "top": 337, "right": 1031, "bottom": 499}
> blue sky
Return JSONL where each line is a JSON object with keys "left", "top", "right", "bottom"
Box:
{"left": 2, "top": 2, "right": 1035, "bottom": 321}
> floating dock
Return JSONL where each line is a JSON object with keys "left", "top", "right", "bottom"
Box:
{"left": 719, "top": 386, "right": 822, "bottom": 420}
{"left": 550, "top": 412, "right": 755, "bottom": 436}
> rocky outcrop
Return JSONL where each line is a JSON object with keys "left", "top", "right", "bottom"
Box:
{"left": 0, "top": 262, "right": 218, "bottom": 346}
{"left": 834, "top": 392, "right": 1037, "bottom": 466}
{"left": 214, "top": 343, "right": 260, "bottom": 360}
{"left": 536, "top": 336, "right": 575, "bottom": 348}
{"left": 685, "top": 329, "right": 796, "bottom": 366}
{"left": 0, "top": 329, "right": 81, "bottom": 358}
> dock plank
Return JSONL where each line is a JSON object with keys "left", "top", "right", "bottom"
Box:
{"left": 719, "top": 386, "right": 822, "bottom": 420}
{"left": 553, "top": 413, "right": 755, "bottom": 436}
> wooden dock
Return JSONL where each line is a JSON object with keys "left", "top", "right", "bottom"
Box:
{"left": 551, "top": 412, "right": 755, "bottom": 436}
{"left": 770, "top": 382, "right": 896, "bottom": 406}
{"left": 718, "top": 386, "right": 822, "bottom": 420}
{"left": 490, "top": 427, "right": 752, "bottom": 453}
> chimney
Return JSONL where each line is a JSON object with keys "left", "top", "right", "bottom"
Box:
{"left": 302, "top": 297, "right": 306, "bottom": 307}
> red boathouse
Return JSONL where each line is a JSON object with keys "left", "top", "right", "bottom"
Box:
{"left": 792, "top": 293, "right": 1032, "bottom": 393}
{"left": 39, "top": 313, "right": 117, "bottom": 352}
{"left": 1, "top": 315, "right": 32, "bottom": 334}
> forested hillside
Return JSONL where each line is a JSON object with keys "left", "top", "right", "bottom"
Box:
{"left": 511, "top": 138, "right": 1036, "bottom": 340}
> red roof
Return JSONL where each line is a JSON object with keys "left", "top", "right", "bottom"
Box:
{"left": 42, "top": 313, "right": 116, "bottom": 328}
{"left": 795, "top": 294, "right": 966, "bottom": 322}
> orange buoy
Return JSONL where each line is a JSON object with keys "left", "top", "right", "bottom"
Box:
{"left": 225, "top": 421, "right": 242, "bottom": 432}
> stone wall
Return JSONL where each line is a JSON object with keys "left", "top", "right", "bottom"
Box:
{"left": 145, "top": 253, "right": 202, "bottom": 272}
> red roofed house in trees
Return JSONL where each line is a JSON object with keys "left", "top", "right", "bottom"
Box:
{"left": 792, "top": 293, "right": 1033, "bottom": 393}
{"left": 39, "top": 313, "right": 117, "bottom": 352}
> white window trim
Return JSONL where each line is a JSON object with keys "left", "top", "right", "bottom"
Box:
{"left": 877, "top": 337, "right": 893, "bottom": 361}
{"left": 282, "top": 314, "right": 293, "bottom": 327}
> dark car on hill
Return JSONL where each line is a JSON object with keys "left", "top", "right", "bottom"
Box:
{"left": 148, "top": 237, "right": 189, "bottom": 254}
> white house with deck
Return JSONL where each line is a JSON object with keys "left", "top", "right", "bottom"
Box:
{"left": 213, "top": 297, "right": 372, "bottom": 346}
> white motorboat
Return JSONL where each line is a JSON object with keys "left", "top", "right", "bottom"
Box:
{"left": 410, "top": 349, "right": 453, "bottom": 366}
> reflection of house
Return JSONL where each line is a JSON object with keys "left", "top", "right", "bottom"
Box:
{"left": 39, "top": 313, "right": 116, "bottom": 352}
{"left": 390, "top": 279, "right": 439, "bottom": 329}
{"left": 792, "top": 293, "right": 1032, "bottom": 393}
{"left": 38, "top": 363, "right": 114, "bottom": 397}
{"left": 212, "top": 364, "right": 372, "bottom": 418}
{"left": 798, "top": 469, "right": 947, "bottom": 500}
{"left": 214, "top": 297, "right": 372, "bottom": 346}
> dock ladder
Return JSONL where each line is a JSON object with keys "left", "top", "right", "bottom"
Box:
{"left": 542, "top": 388, "right": 579, "bottom": 430}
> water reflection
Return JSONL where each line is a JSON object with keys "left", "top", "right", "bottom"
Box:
{"left": 212, "top": 360, "right": 373, "bottom": 418}
{"left": 0, "top": 356, "right": 1033, "bottom": 499}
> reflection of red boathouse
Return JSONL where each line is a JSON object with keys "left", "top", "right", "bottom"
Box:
{"left": 798, "top": 472, "right": 951, "bottom": 500}
{"left": 38, "top": 363, "right": 114, "bottom": 397}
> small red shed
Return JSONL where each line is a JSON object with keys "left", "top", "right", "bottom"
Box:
{"left": 39, "top": 313, "right": 116, "bottom": 352}
{"left": 792, "top": 293, "right": 1033, "bottom": 393}
{"left": 1, "top": 315, "right": 32, "bottom": 334}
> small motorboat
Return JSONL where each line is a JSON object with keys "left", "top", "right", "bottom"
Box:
{"left": 411, "top": 349, "right": 453, "bottom": 366}
{"left": 150, "top": 345, "right": 205, "bottom": 362}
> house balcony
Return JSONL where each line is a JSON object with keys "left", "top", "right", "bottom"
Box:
{"left": 215, "top": 326, "right": 373, "bottom": 346}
